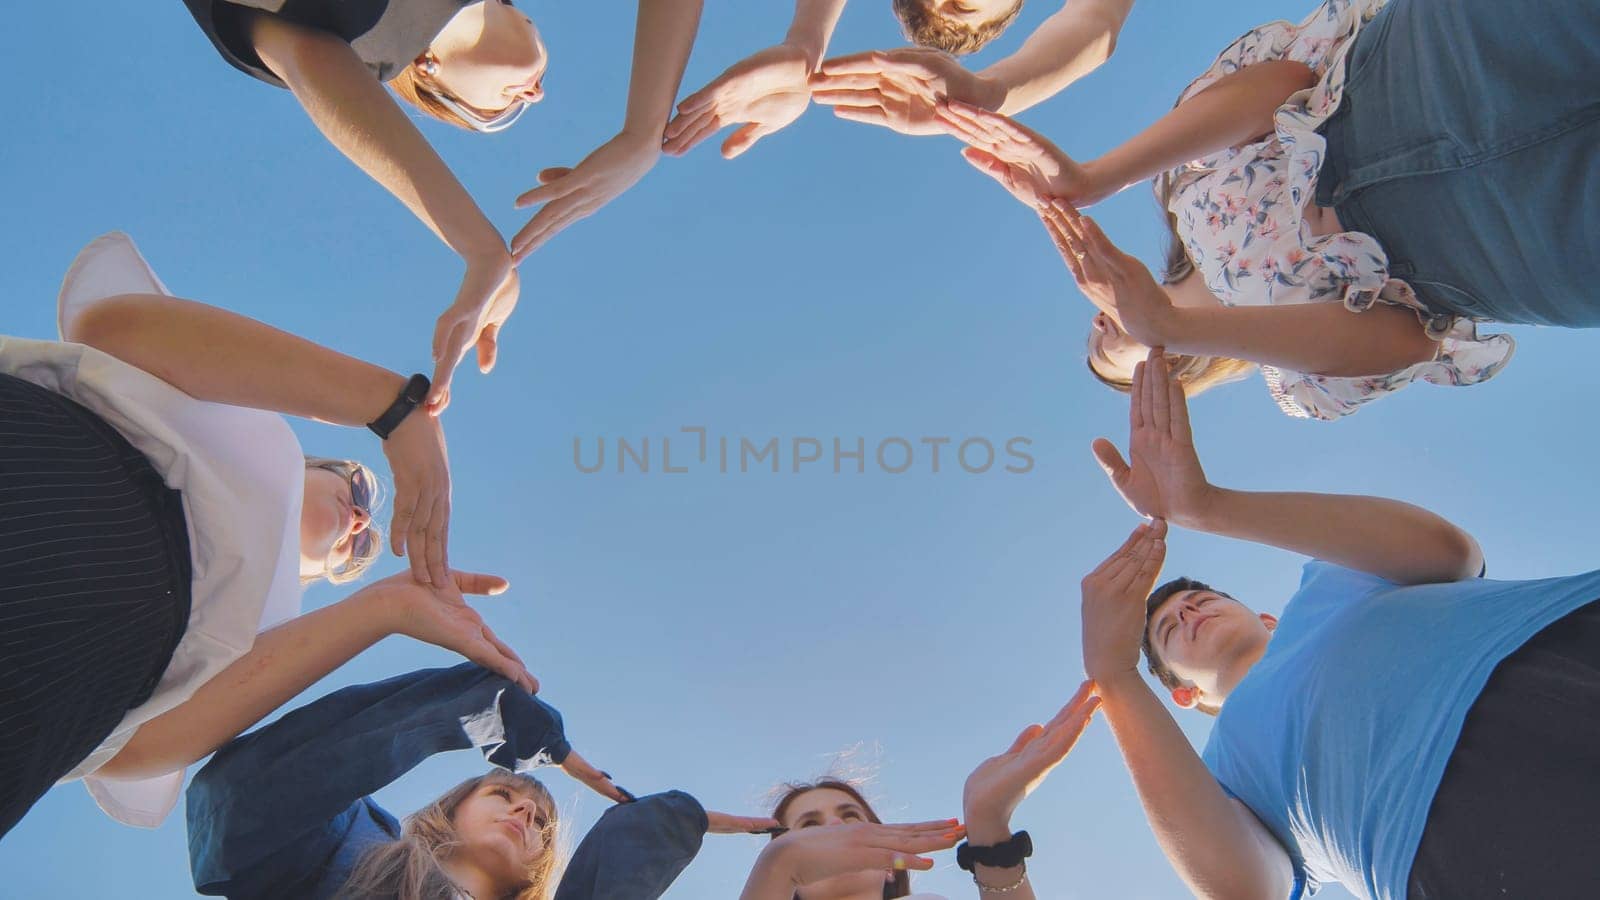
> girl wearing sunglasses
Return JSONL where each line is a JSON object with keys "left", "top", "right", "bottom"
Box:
{"left": 179, "top": 0, "right": 704, "bottom": 410}
{"left": 0, "top": 232, "right": 528, "bottom": 840}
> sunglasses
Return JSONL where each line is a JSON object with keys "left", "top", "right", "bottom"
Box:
{"left": 434, "top": 91, "right": 529, "bottom": 134}
{"left": 337, "top": 465, "right": 377, "bottom": 571}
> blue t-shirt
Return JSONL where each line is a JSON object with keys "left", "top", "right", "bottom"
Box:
{"left": 1202, "top": 561, "right": 1600, "bottom": 900}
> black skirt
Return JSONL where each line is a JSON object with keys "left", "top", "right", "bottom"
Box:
{"left": 0, "top": 372, "right": 193, "bottom": 839}
{"left": 1407, "top": 597, "right": 1600, "bottom": 898}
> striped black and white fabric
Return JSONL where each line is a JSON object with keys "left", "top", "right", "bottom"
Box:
{"left": 0, "top": 372, "right": 192, "bottom": 838}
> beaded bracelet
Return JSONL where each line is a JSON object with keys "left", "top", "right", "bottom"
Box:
{"left": 973, "top": 864, "right": 1029, "bottom": 894}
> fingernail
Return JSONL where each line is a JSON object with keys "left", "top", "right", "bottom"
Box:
{"left": 892, "top": 856, "right": 908, "bottom": 871}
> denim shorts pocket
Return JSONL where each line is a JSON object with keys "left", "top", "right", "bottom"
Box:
{"left": 1341, "top": 1, "right": 1398, "bottom": 94}
{"left": 1404, "top": 275, "right": 1492, "bottom": 321}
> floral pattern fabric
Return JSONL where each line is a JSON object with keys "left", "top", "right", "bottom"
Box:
{"left": 1164, "top": 0, "right": 1515, "bottom": 421}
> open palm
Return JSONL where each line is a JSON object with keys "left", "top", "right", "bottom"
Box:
{"left": 1092, "top": 348, "right": 1213, "bottom": 522}
{"left": 664, "top": 44, "right": 814, "bottom": 158}
{"left": 962, "top": 681, "right": 1100, "bottom": 838}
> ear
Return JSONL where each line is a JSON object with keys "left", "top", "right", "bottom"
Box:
{"left": 1259, "top": 612, "right": 1278, "bottom": 632}
{"left": 1170, "top": 684, "right": 1200, "bottom": 709}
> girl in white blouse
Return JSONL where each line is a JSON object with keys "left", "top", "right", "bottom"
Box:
{"left": 0, "top": 233, "right": 533, "bottom": 838}
{"left": 936, "top": 0, "right": 1595, "bottom": 420}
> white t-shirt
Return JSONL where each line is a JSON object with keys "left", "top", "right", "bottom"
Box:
{"left": 0, "top": 232, "right": 306, "bottom": 827}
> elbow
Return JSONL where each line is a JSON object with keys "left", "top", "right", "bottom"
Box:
{"left": 67, "top": 293, "right": 149, "bottom": 355}
{"left": 1433, "top": 527, "right": 1485, "bottom": 583}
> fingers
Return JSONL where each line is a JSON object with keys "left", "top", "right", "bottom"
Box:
{"left": 813, "top": 50, "right": 884, "bottom": 76}
{"left": 1167, "top": 352, "right": 1193, "bottom": 441}
{"left": 515, "top": 171, "right": 579, "bottom": 209}
{"left": 1004, "top": 723, "right": 1045, "bottom": 755}
{"left": 481, "top": 623, "right": 538, "bottom": 693}
{"left": 1088, "top": 520, "right": 1152, "bottom": 578}
{"left": 451, "top": 570, "right": 511, "bottom": 596}
{"left": 1148, "top": 346, "right": 1171, "bottom": 433}
{"left": 423, "top": 479, "right": 451, "bottom": 588}
{"left": 476, "top": 322, "right": 500, "bottom": 374}
{"left": 1130, "top": 360, "right": 1146, "bottom": 431}
{"left": 1090, "top": 437, "right": 1131, "bottom": 487}
{"left": 672, "top": 80, "right": 721, "bottom": 117}
{"left": 705, "top": 812, "right": 784, "bottom": 834}
{"left": 428, "top": 353, "right": 458, "bottom": 417}
{"left": 665, "top": 112, "right": 722, "bottom": 157}
{"left": 722, "top": 122, "right": 769, "bottom": 159}
{"left": 829, "top": 104, "right": 892, "bottom": 127}
{"left": 1044, "top": 679, "right": 1100, "bottom": 730}
{"left": 512, "top": 197, "right": 597, "bottom": 261}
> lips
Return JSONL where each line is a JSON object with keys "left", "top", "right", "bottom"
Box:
{"left": 500, "top": 819, "right": 527, "bottom": 845}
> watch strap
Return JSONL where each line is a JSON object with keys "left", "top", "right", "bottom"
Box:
{"left": 366, "top": 373, "right": 430, "bottom": 440}
{"left": 956, "top": 830, "right": 1033, "bottom": 872}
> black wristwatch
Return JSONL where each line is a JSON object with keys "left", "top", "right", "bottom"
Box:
{"left": 367, "top": 373, "right": 430, "bottom": 440}
{"left": 956, "top": 831, "right": 1033, "bottom": 872}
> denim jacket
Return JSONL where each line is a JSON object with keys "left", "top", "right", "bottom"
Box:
{"left": 186, "top": 663, "right": 708, "bottom": 899}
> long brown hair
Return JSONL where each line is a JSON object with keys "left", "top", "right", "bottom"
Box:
{"left": 770, "top": 778, "right": 910, "bottom": 899}
{"left": 388, "top": 64, "right": 481, "bottom": 131}
{"left": 1087, "top": 175, "right": 1255, "bottom": 396}
{"left": 339, "top": 771, "right": 559, "bottom": 900}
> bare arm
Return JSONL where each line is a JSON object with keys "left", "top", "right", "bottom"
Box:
{"left": 1097, "top": 673, "right": 1295, "bottom": 900}
{"left": 94, "top": 571, "right": 530, "bottom": 781}
{"left": 983, "top": 0, "right": 1133, "bottom": 115}
{"left": 1083, "top": 59, "right": 1315, "bottom": 198}
{"left": 1162, "top": 271, "right": 1439, "bottom": 377}
{"left": 1184, "top": 488, "right": 1483, "bottom": 585}
{"left": 70, "top": 292, "right": 456, "bottom": 587}
{"left": 785, "top": 0, "right": 849, "bottom": 69}
{"left": 248, "top": 14, "right": 507, "bottom": 267}
{"left": 68, "top": 293, "right": 401, "bottom": 425}
{"left": 620, "top": 0, "right": 706, "bottom": 139}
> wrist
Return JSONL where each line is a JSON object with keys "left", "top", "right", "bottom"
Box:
{"left": 348, "top": 583, "right": 405, "bottom": 640}
{"left": 1090, "top": 668, "right": 1148, "bottom": 701}
{"left": 963, "top": 816, "right": 1014, "bottom": 847}
{"left": 454, "top": 229, "right": 512, "bottom": 272}
{"left": 781, "top": 35, "right": 826, "bottom": 72}
{"left": 1173, "top": 484, "right": 1230, "bottom": 533}
{"left": 1079, "top": 156, "right": 1127, "bottom": 205}
{"left": 975, "top": 73, "right": 1008, "bottom": 113}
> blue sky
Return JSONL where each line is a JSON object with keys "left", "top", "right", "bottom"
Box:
{"left": 6, "top": 1, "right": 1598, "bottom": 897}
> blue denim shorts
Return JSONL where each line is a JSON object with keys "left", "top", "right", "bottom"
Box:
{"left": 1316, "top": 0, "right": 1600, "bottom": 326}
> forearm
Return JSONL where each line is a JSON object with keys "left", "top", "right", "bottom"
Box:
{"left": 251, "top": 16, "right": 504, "bottom": 261}
{"left": 1084, "top": 59, "right": 1315, "bottom": 196}
{"left": 97, "top": 591, "right": 395, "bottom": 780}
{"left": 622, "top": 0, "right": 706, "bottom": 138}
{"left": 963, "top": 819, "right": 1035, "bottom": 898}
{"left": 983, "top": 0, "right": 1132, "bottom": 115}
{"left": 738, "top": 854, "right": 794, "bottom": 900}
{"left": 1183, "top": 487, "right": 1482, "bottom": 584}
{"left": 784, "top": 0, "right": 849, "bottom": 69}
{"left": 71, "top": 293, "right": 404, "bottom": 426}
{"left": 1164, "top": 300, "right": 1436, "bottom": 378}
{"left": 1096, "top": 674, "right": 1292, "bottom": 900}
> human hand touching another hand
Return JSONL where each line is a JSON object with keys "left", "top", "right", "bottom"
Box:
{"left": 1080, "top": 518, "right": 1169, "bottom": 686}
{"left": 1042, "top": 200, "right": 1178, "bottom": 346}
{"left": 368, "top": 569, "right": 536, "bottom": 693}
{"left": 961, "top": 680, "right": 1101, "bottom": 845}
{"left": 380, "top": 406, "right": 453, "bottom": 588}
{"left": 810, "top": 48, "right": 1004, "bottom": 136}
{"left": 429, "top": 262, "right": 520, "bottom": 415}
{"left": 559, "top": 749, "right": 637, "bottom": 804}
{"left": 706, "top": 811, "right": 784, "bottom": 834}
{"left": 1092, "top": 347, "right": 1217, "bottom": 527}
{"left": 663, "top": 43, "right": 815, "bottom": 159}
{"left": 934, "top": 100, "right": 1115, "bottom": 208}
{"left": 512, "top": 129, "right": 662, "bottom": 260}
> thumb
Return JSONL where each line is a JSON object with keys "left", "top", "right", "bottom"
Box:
{"left": 539, "top": 166, "right": 574, "bottom": 183}
{"left": 722, "top": 123, "right": 768, "bottom": 159}
{"left": 452, "top": 570, "right": 511, "bottom": 596}
{"left": 1091, "top": 438, "right": 1130, "bottom": 485}
{"left": 428, "top": 356, "right": 458, "bottom": 414}
{"left": 476, "top": 323, "right": 500, "bottom": 374}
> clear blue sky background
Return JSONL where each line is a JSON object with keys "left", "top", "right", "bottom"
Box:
{"left": 6, "top": 2, "right": 1597, "bottom": 897}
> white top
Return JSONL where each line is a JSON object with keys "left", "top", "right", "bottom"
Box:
{"left": 0, "top": 232, "right": 306, "bottom": 827}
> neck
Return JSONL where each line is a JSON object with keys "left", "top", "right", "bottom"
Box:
{"left": 440, "top": 860, "right": 500, "bottom": 900}
{"left": 1206, "top": 638, "right": 1269, "bottom": 706}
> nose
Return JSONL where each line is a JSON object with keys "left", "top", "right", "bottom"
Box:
{"left": 509, "top": 796, "right": 534, "bottom": 825}
{"left": 518, "top": 83, "right": 544, "bottom": 103}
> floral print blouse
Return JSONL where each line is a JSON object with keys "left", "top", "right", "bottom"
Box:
{"left": 1163, "top": 0, "right": 1515, "bottom": 421}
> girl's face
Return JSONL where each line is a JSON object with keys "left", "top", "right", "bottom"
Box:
{"left": 298, "top": 467, "right": 372, "bottom": 578}
{"left": 450, "top": 780, "right": 554, "bottom": 882}
{"left": 431, "top": 0, "right": 549, "bottom": 114}
{"left": 781, "top": 788, "right": 890, "bottom": 900}
{"left": 1087, "top": 311, "right": 1149, "bottom": 385}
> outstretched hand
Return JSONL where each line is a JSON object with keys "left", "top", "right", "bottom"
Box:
{"left": 1093, "top": 347, "right": 1214, "bottom": 525}
{"left": 962, "top": 680, "right": 1101, "bottom": 842}
{"left": 809, "top": 49, "right": 1003, "bottom": 137}
{"left": 381, "top": 407, "right": 453, "bottom": 588}
{"left": 560, "top": 749, "right": 636, "bottom": 804}
{"left": 752, "top": 820, "right": 966, "bottom": 889}
{"left": 429, "top": 264, "right": 521, "bottom": 414}
{"left": 1043, "top": 201, "right": 1177, "bottom": 345}
{"left": 663, "top": 43, "right": 814, "bottom": 159}
{"left": 706, "top": 811, "right": 784, "bottom": 834}
{"left": 512, "top": 130, "right": 662, "bottom": 260}
{"left": 1080, "top": 518, "right": 1169, "bottom": 684}
{"left": 934, "top": 99, "right": 1111, "bottom": 208}
{"left": 371, "top": 569, "right": 535, "bottom": 693}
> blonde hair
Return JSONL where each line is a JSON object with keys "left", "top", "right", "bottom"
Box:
{"left": 340, "top": 771, "right": 560, "bottom": 900}
{"left": 891, "top": 0, "right": 1025, "bottom": 55}
{"left": 1087, "top": 174, "right": 1256, "bottom": 397}
{"left": 302, "top": 456, "right": 384, "bottom": 586}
